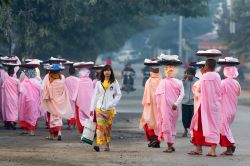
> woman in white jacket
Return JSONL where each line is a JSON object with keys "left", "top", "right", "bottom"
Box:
{"left": 90, "top": 65, "right": 122, "bottom": 152}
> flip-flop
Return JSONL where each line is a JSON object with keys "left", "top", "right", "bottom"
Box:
{"left": 206, "top": 153, "right": 217, "bottom": 157}
{"left": 220, "top": 151, "right": 233, "bottom": 156}
{"left": 163, "top": 147, "right": 175, "bottom": 153}
{"left": 188, "top": 150, "right": 202, "bottom": 155}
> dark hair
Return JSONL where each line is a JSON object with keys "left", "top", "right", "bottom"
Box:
{"left": 7, "top": 67, "right": 15, "bottom": 76}
{"left": 69, "top": 66, "right": 75, "bottom": 75}
{"left": 205, "top": 59, "right": 216, "bottom": 71}
{"left": 100, "top": 65, "right": 115, "bottom": 83}
{"left": 186, "top": 67, "right": 196, "bottom": 76}
{"left": 150, "top": 67, "right": 159, "bottom": 73}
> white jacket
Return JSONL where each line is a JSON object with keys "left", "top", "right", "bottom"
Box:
{"left": 90, "top": 80, "right": 122, "bottom": 111}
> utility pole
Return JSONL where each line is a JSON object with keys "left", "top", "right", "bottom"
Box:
{"left": 178, "top": 16, "right": 183, "bottom": 58}
{"left": 227, "top": 0, "right": 235, "bottom": 34}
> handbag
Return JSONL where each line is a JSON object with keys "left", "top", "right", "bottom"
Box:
{"left": 81, "top": 116, "right": 96, "bottom": 145}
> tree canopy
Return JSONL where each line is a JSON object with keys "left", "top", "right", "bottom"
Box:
{"left": 0, "top": 0, "right": 209, "bottom": 61}
{"left": 217, "top": 0, "right": 250, "bottom": 60}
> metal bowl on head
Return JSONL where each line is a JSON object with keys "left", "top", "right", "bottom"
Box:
{"left": 196, "top": 49, "right": 222, "bottom": 58}
{"left": 143, "top": 58, "right": 161, "bottom": 66}
{"left": 73, "top": 61, "right": 95, "bottom": 68}
{"left": 217, "top": 57, "right": 240, "bottom": 66}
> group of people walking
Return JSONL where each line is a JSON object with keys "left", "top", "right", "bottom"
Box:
{"left": 0, "top": 50, "right": 242, "bottom": 156}
{"left": 140, "top": 52, "right": 241, "bottom": 157}
{"left": 0, "top": 56, "right": 121, "bottom": 152}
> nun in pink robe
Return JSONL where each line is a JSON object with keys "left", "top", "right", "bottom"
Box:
{"left": 41, "top": 68, "right": 72, "bottom": 140}
{"left": 220, "top": 66, "right": 241, "bottom": 155}
{"left": 0, "top": 67, "right": 8, "bottom": 121}
{"left": 2, "top": 67, "right": 21, "bottom": 129}
{"left": 156, "top": 65, "right": 184, "bottom": 152}
{"left": 19, "top": 73, "right": 42, "bottom": 135}
{"left": 65, "top": 67, "right": 79, "bottom": 129}
{"left": 189, "top": 59, "right": 221, "bottom": 156}
{"left": 75, "top": 69, "right": 94, "bottom": 133}
{"left": 140, "top": 68, "right": 161, "bottom": 147}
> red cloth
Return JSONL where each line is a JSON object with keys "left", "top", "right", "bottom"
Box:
{"left": 220, "top": 134, "right": 234, "bottom": 147}
{"left": 75, "top": 105, "right": 84, "bottom": 133}
{"left": 191, "top": 107, "right": 216, "bottom": 146}
{"left": 47, "top": 112, "right": 61, "bottom": 137}
{"left": 67, "top": 118, "right": 76, "bottom": 126}
{"left": 19, "top": 121, "right": 35, "bottom": 131}
{"left": 144, "top": 124, "right": 159, "bottom": 143}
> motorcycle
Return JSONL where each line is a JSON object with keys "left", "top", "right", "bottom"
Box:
{"left": 121, "top": 70, "right": 136, "bottom": 93}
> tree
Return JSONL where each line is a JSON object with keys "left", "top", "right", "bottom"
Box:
{"left": 217, "top": 0, "right": 250, "bottom": 60}
{"left": 0, "top": 0, "right": 209, "bottom": 61}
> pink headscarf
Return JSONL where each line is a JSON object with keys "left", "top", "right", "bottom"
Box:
{"left": 223, "top": 66, "right": 238, "bottom": 79}
{"left": 79, "top": 69, "right": 90, "bottom": 78}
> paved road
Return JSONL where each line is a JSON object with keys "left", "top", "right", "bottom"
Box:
{"left": 0, "top": 62, "right": 249, "bottom": 166}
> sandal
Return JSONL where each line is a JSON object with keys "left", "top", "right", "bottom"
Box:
{"left": 188, "top": 150, "right": 202, "bottom": 155}
{"left": 163, "top": 147, "right": 175, "bottom": 153}
{"left": 206, "top": 153, "right": 217, "bottom": 157}
{"left": 220, "top": 151, "right": 233, "bottom": 156}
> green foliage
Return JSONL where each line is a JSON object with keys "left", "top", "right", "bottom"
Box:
{"left": 217, "top": 0, "right": 250, "bottom": 59}
{"left": 0, "top": 0, "right": 209, "bottom": 61}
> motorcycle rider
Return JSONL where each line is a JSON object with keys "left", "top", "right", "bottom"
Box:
{"left": 121, "top": 63, "right": 136, "bottom": 91}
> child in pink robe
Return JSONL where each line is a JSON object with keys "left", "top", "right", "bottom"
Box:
{"left": 41, "top": 66, "right": 72, "bottom": 140}
{"left": 189, "top": 59, "right": 221, "bottom": 157}
{"left": 156, "top": 65, "right": 184, "bottom": 153}
{"left": 65, "top": 66, "right": 79, "bottom": 129}
{"left": 75, "top": 69, "right": 94, "bottom": 133}
{"left": 220, "top": 66, "right": 241, "bottom": 155}
{"left": 2, "top": 66, "right": 21, "bottom": 130}
{"left": 140, "top": 67, "right": 161, "bottom": 148}
{"left": 19, "top": 71, "right": 42, "bottom": 135}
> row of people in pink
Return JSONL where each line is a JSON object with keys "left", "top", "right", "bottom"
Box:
{"left": 140, "top": 56, "right": 184, "bottom": 153}
{"left": 189, "top": 58, "right": 241, "bottom": 157}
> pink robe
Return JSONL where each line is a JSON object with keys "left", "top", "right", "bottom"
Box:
{"left": 220, "top": 67, "right": 241, "bottom": 143}
{"left": 76, "top": 70, "right": 94, "bottom": 126}
{"left": 192, "top": 80, "right": 201, "bottom": 113}
{"left": 2, "top": 76, "right": 21, "bottom": 122}
{"left": 190, "top": 72, "right": 221, "bottom": 144}
{"left": 0, "top": 69, "right": 8, "bottom": 120}
{"left": 140, "top": 72, "right": 161, "bottom": 132}
{"left": 156, "top": 78, "right": 184, "bottom": 144}
{"left": 18, "top": 76, "right": 42, "bottom": 127}
{"left": 41, "top": 76, "right": 72, "bottom": 120}
{"left": 65, "top": 76, "right": 79, "bottom": 118}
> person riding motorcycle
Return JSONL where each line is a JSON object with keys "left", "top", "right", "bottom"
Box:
{"left": 121, "top": 63, "right": 136, "bottom": 91}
